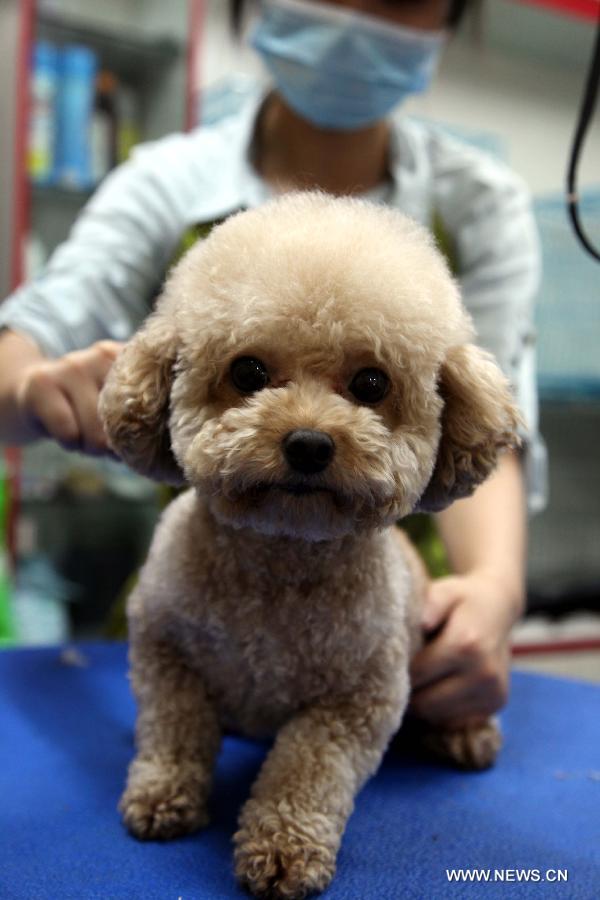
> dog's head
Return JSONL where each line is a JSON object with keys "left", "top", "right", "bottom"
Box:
{"left": 100, "top": 193, "right": 520, "bottom": 540}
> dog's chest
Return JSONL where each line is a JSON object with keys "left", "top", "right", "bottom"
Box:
{"left": 176, "top": 572, "right": 398, "bottom": 737}
{"left": 149, "top": 495, "right": 413, "bottom": 737}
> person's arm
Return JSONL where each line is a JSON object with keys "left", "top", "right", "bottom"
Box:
{"left": 409, "top": 450, "right": 525, "bottom": 727}
{"left": 407, "top": 135, "right": 542, "bottom": 728}
{"left": 0, "top": 153, "right": 179, "bottom": 360}
{"left": 434, "top": 448, "right": 526, "bottom": 607}
{"left": 0, "top": 132, "right": 208, "bottom": 450}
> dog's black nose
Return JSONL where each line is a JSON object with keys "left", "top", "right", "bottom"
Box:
{"left": 283, "top": 429, "right": 335, "bottom": 475}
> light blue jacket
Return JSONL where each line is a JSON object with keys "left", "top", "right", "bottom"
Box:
{"left": 0, "top": 89, "right": 545, "bottom": 508}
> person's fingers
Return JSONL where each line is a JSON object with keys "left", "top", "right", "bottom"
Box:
{"left": 410, "top": 666, "right": 507, "bottom": 727}
{"left": 18, "top": 367, "right": 81, "bottom": 445}
{"left": 18, "top": 359, "right": 114, "bottom": 454}
{"left": 421, "top": 576, "right": 463, "bottom": 632}
{"left": 14, "top": 342, "right": 124, "bottom": 454}
{"left": 411, "top": 602, "right": 482, "bottom": 689}
{"left": 95, "top": 340, "right": 124, "bottom": 357}
{"left": 410, "top": 635, "right": 460, "bottom": 690}
{"left": 53, "top": 342, "right": 124, "bottom": 450}
{"left": 85, "top": 341, "right": 124, "bottom": 386}
{"left": 57, "top": 372, "right": 109, "bottom": 453}
{"left": 62, "top": 342, "right": 123, "bottom": 389}
{"left": 410, "top": 673, "right": 472, "bottom": 725}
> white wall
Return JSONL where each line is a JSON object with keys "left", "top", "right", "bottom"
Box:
{"left": 198, "top": 0, "right": 600, "bottom": 196}
{"left": 407, "top": 1, "right": 600, "bottom": 195}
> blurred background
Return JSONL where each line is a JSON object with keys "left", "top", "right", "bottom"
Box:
{"left": 0, "top": 0, "right": 598, "bottom": 681}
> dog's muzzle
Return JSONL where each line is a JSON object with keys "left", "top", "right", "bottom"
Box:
{"left": 282, "top": 429, "right": 335, "bottom": 475}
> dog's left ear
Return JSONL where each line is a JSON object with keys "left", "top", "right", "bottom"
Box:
{"left": 99, "top": 308, "right": 184, "bottom": 485}
{"left": 416, "top": 344, "right": 521, "bottom": 513}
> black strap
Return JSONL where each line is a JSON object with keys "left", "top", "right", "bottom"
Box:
{"left": 566, "top": 9, "right": 600, "bottom": 263}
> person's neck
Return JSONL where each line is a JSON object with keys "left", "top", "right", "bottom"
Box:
{"left": 254, "top": 93, "right": 391, "bottom": 196}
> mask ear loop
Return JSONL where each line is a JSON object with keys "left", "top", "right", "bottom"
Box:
{"left": 566, "top": 9, "right": 600, "bottom": 264}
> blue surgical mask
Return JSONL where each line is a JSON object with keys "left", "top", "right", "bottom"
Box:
{"left": 250, "top": 0, "right": 445, "bottom": 131}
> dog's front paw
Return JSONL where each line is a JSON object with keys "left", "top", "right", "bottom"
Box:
{"left": 234, "top": 802, "right": 337, "bottom": 899}
{"left": 119, "top": 758, "right": 210, "bottom": 840}
{"left": 421, "top": 718, "right": 502, "bottom": 770}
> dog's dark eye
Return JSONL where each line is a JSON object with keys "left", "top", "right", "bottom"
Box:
{"left": 230, "top": 357, "right": 270, "bottom": 394}
{"left": 349, "top": 368, "right": 390, "bottom": 405}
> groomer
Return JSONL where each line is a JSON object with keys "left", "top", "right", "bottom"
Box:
{"left": 0, "top": 0, "right": 543, "bottom": 733}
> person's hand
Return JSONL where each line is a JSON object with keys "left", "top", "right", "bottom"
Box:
{"left": 15, "top": 340, "right": 124, "bottom": 454}
{"left": 409, "top": 570, "right": 524, "bottom": 728}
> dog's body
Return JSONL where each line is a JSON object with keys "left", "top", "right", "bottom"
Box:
{"left": 100, "top": 193, "right": 519, "bottom": 898}
{"left": 130, "top": 489, "right": 421, "bottom": 739}
{"left": 124, "top": 489, "right": 422, "bottom": 896}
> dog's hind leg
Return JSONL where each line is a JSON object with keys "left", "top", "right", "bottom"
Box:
{"left": 398, "top": 715, "right": 502, "bottom": 770}
{"left": 119, "top": 631, "right": 221, "bottom": 841}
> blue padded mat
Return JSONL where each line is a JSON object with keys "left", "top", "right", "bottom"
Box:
{"left": 0, "top": 641, "right": 598, "bottom": 899}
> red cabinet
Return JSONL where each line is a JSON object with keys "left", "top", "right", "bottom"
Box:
{"left": 1, "top": 0, "right": 203, "bottom": 301}
{"left": 514, "top": 0, "right": 599, "bottom": 21}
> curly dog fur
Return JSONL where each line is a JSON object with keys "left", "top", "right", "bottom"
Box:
{"left": 99, "top": 193, "right": 519, "bottom": 898}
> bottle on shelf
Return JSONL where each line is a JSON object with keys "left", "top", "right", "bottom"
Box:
{"left": 55, "top": 44, "right": 98, "bottom": 190}
{"left": 27, "top": 41, "right": 60, "bottom": 185}
{"left": 91, "top": 70, "right": 118, "bottom": 183}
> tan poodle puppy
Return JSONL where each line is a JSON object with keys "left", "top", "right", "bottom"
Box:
{"left": 100, "top": 192, "right": 520, "bottom": 899}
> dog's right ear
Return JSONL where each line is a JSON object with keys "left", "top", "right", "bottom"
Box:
{"left": 99, "top": 309, "right": 184, "bottom": 484}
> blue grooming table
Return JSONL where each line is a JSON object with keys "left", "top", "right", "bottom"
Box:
{"left": 0, "top": 642, "right": 598, "bottom": 899}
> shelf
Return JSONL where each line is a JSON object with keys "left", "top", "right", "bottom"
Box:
{"left": 31, "top": 183, "right": 94, "bottom": 204}
{"left": 36, "top": 9, "right": 184, "bottom": 83}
